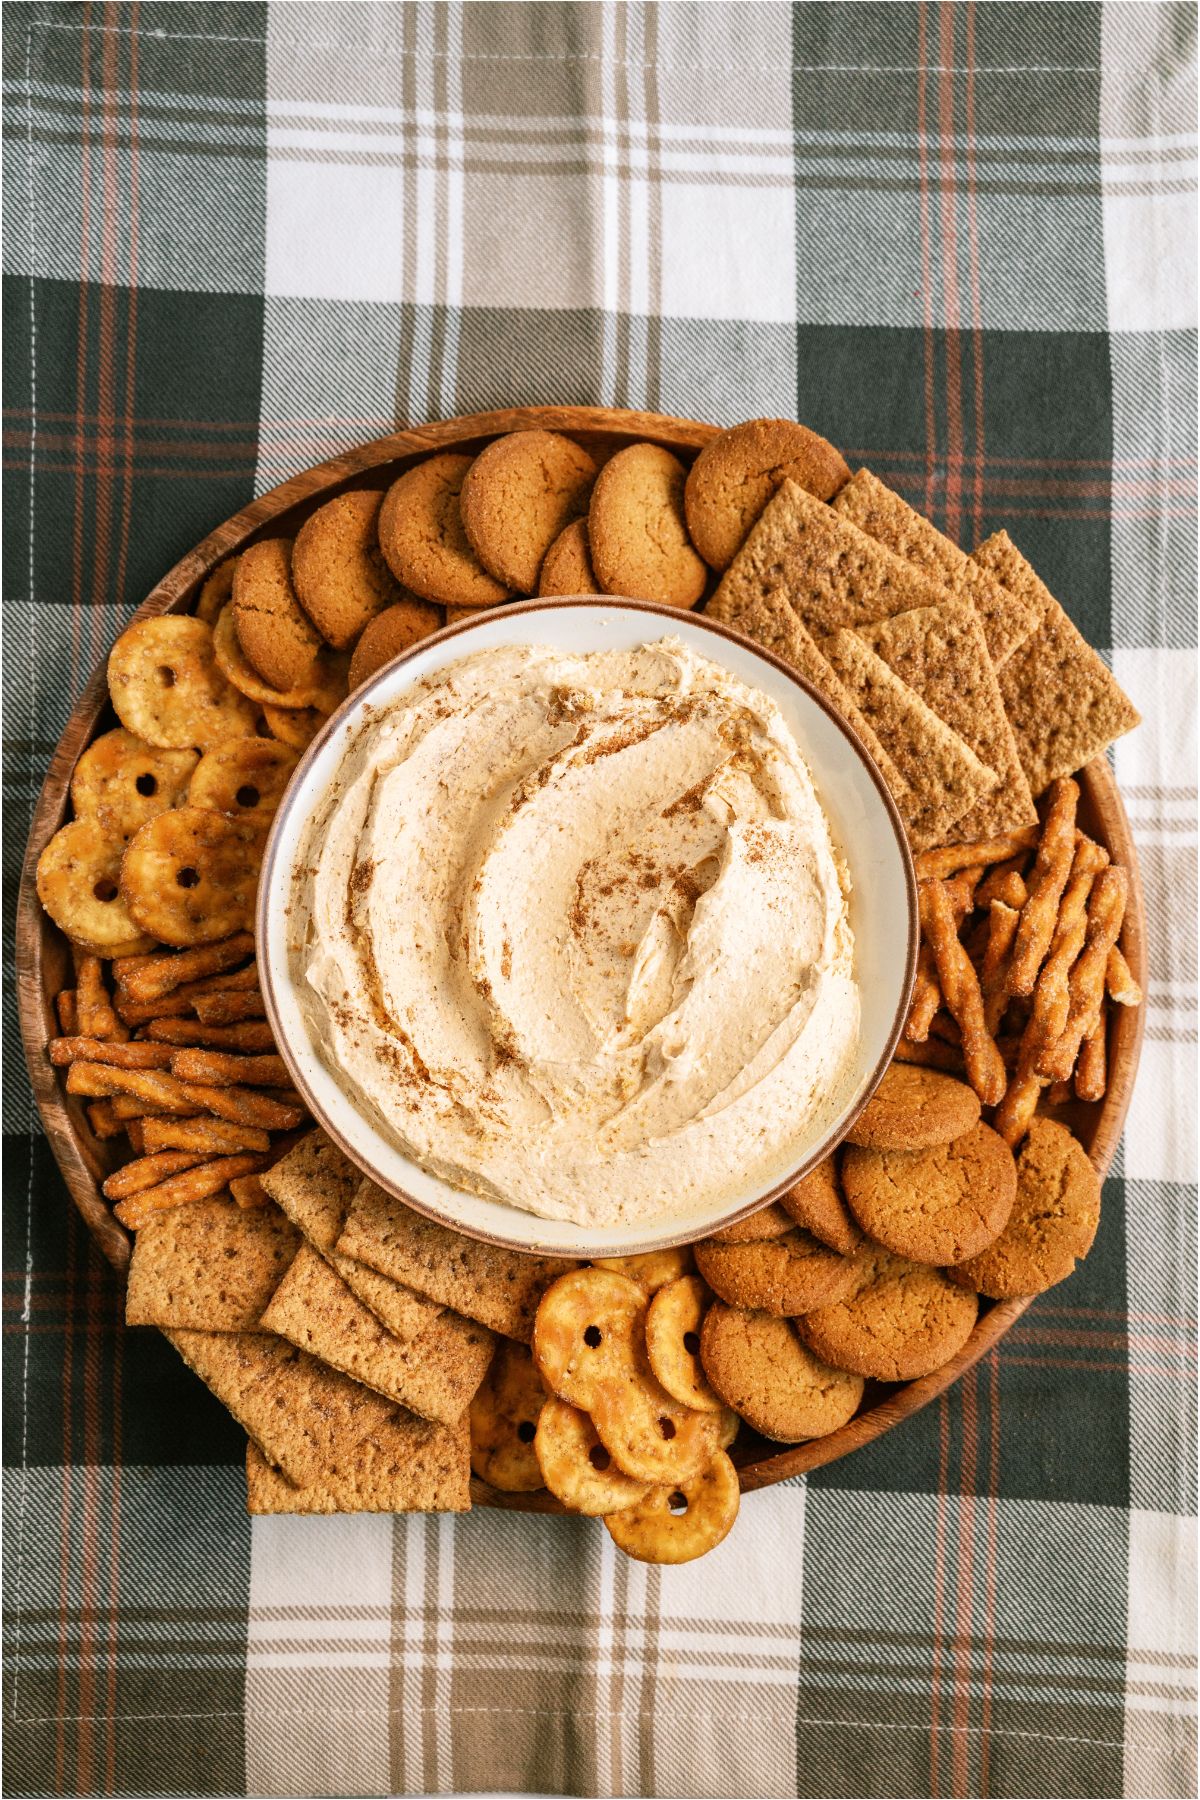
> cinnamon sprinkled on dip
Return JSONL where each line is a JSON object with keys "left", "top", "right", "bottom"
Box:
{"left": 290, "top": 639, "right": 859, "bottom": 1225}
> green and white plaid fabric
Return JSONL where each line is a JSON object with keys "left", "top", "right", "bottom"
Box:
{"left": 3, "top": 4, "right": 1196, "bottom": 1796}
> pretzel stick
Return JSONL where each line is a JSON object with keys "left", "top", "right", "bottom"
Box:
{"left": 140, "top": 1018, "right": 277, "bottom": 1051}
{"left": 1046, "top": 1079, "right": 1074, "bottom": 1106}
{"left": 50, "top": 1037, "right": 176, "bottom": 1070}
{"left": 192, "top": 990, "right": 266, "bottom": 1024}
{"left": 981, "top": 900, "right": 1021, "bottom": 1034}
{"left": 173, "top": 1081, "right": 304, "bottom": 1131}
{"left": 168, "top": 1049, "right": 290, "bottom": 1088}
{"left": 140, "top": 1117, "right": 271, "bottom": 1155}
{"left": 125, "top": 1121, "right": 147, "bottom": 1153}
{"left": 65, "top": 1063, "right": 200, "bottom": 1113}
{"left": 113, "top": 962, "right": 260, "bottom": 1024}
{"left": 1075, "top": 1007, "right": 1108, "bottom": 1102}
{"left": 112, "top": 1152, "right": 268, "bottom": 1229}
{"left": 114, "top": 932, "right": 255, "bottom": 1002}
{"left": 74, "top": 953, "right": 129, "bottom": 1041}
{"left": 975, "top": 856, "right": 1029, "bottom": 909}
{"left": 892, "top": 1037, "right": 965, "bottom": 1073}
{"left": 108, "top": 1095, "right": 202, "bottom": 1122}
{"left": 919, "top": 881, "right": 1006, "bottom": 1105}
{"left": 229, "top": 1174, "right": 272, "bottom": 1210}
{"left": 905, "top": 943, "right": 941, "bottom": 1042}
{"left": 929, "top": 1013, "right": 961, "bottom": 1045}
{"left": 945, "top": 866, "right": 986, "bottom": 920}
{"left": 1028, "top": 838, "right": 1109, "bottom": 1059}
{"left": 56, "top": 989, "right": 79, "bottom": 1034}
{"left": 85, "top": 1099, "right": 124, "bottom": 1139}
{"left": 1106, "top": 945, "right": 1143, "bottom": 1007}
{"left": 1039, "top": 867, "right": 1129, "bottom": 1082}
{"left": 1007, "top": 778, "right": 1080, "bottom": 996}
{"left": 103, "top": 1151, "right": 212, "bottom": 1201}
{"left": 914, "top": 829, "right": 1039, "bottom": 881}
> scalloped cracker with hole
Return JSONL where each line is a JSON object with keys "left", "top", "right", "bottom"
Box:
{"left": 108, "top": 615, "right": 259, "bottom": 749}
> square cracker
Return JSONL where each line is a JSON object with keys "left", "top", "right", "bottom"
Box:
{"left": 833, "top": 469, "right": 1040, "bottom": 665}
{"left": 245, "top": 1411, "right": 471, "bottom": 1515}
{"left": 336, "top": 1179, "right": 576, "bottom": 1343}
{"left": 126, "top": 1197, "right": 300, "bottom": 1333}
{"left": 709, "top": 478, "right": 957, "bottom": 641}
{"left": 259, "top": 1243, "right": 494, "bottom": 1425}
{"left": 858, "top": 601, "right": 1038, "bottom": 839}
{"left": 164, "top": 1327, "right": 394, "bottom": 1487}
{"left": 973, "top": 530, "right": 1141, "bottom": 795}
{"left": 262, "top": 1129, "right": 443, "bottom": 1340}
{"left": 822, "top": 632, "right": 1000, "bottom": 851}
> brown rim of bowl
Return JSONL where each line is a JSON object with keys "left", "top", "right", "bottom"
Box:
{"left": 256, "top": 594, "right": 920, "bottom": 1258}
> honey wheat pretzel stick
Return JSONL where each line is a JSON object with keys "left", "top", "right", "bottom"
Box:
{"left": 139, "top": 1117, "right": 271, "bottom": 1155}
{"left": 113, "top": 962, "right": 261, "bottom": 1025}
{"left": 1075, "top": 1008, "right": 1108, "bottom": 1103}
{"left": 929, "top": 1013, "right": 962, "bottom": 1045}
{"left": 192, "top": 990, "right": 266, "bottom": 1024}
{"left": 49, "top": 1037, "right": 176, "bottom": 1070}
{"left": 108, "top": 1095, "right": 203, "bottom": 1122}
{"left": 976, "top": 856, "right": 1029, "bottom": 909}
{"left": 991, "top": 1063, "right": 1041, "bottom": 1149}
{"left": 1046, "top": 1078, "right": 1074, "bottom": 1106}
{"left": 140, "top": 1018, "right": 277, "bottom": 1051}
{"left": 1106, "top": 945, "right": 1143, "bottom": 1007}
{"left": 86, "top": 1099, "right": 124, "bottom": 1139}
{"left": 1007, "top": 778, "right": 1080, "bottom": 997}
{"left": 919, "top": 880, "right": 1007, "bottom": 1106}
{"left": 904, "top": 943, "right": 941, "bottom": 1042}
{"left": 229, "top": 1174, "right": 272, "bottom": 1210}
{"left": 74, "top": 953, "right": 129, "bottom": 1042}
{"left": 64, "top": 1062, "right": 201, "bottom": 1114}
{"left": 125, "top": 1121, "right": 147, "bottom": 1153}
{"left": 55, "top": 989, "right": 79, "bottom": 1034}
{"left": 168, "top": 1049, "right": 290, "bottom": 1088}
{"left": 173, "top": 1080, "right": 304, "bottom": 1132}
{"left": 892, "top": 1037, "right": 965, "bottom": 1073}
{"left": 982, "top": 900, "right": 1021, "bottom": 1035}
{"left": 114, "top": 932, "right": 256, "bottom": 1003}
{"left": 112, "top": 1151, "right": 268, "bottom": 1229}
{"left": 1028, "top": 836, "right": 1110, "bottom": 1059}
{"left": 914, "top": 828, "right": 1039, "bottom": 881}
{"left": 1040, "top": 866, "right": 1129, "bottom": 1081}
{"left": 102, "top": 1151, "right": 212, "bottom": 1201}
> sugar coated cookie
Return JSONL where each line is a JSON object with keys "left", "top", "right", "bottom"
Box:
{"left": 588, "top": 442, "right": 707, "bottom": 608}
{"left": 842, "top": 1122, "right": 1017, "bottom": 1266}
{"left": 845, "top": 1064, "right": 981, "bottom": 1151}
{"left": 538, "top": 517, "right": 601, "bottom": 597}
{"left": 694, "top": 1228, "right": 861, "bottom": 1317}
{"left": 348, "top": 598, "right": 442, "bottom": 691}
{"left": 779, "top": 1156, "right": 862, "bottom": 1256}
{"left": 232, "top": 537, "right": 324, "bottom": 688}
{"left": 707, "top": 1200, "right": 794, "bottom": 1245}
{"left": 292, "top": 489, "right": 401, "bottom": 648}
{"left": 795, "top": 1246, "right": 979, "bottom": 1382}
{"left": 948, "top": 1117, "right": 1101, "bottom": 1297}
{"left": 700, "top": 1303, "right": 864, "bottom": 1442}
{"left": 460, "top": 430, "right": 597, "bottom": 592}
{"left": 378, "top": 454, "right": 512, "bottom": 609}
{"left": 684, "top": 418, "right": 850, "bottom": 570}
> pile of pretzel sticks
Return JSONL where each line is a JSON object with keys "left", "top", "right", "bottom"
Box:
{"left": 51, "top": 930, "right": 308, "bottom": 1229}
{"left": 896, "top": 774, "right": 1142, "bottom": 1145}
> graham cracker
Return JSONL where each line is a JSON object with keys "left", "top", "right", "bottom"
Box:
{"left": 709, "top": 478, "right": 957, "bottom": 642}
{"left": 833, "top": 469, "right": 1040, "bottom": 665}
{"left": 163, "top": 1327, "right": 394, "bottom": 1487}
{"left": 262, "top": 1129, "right": 443, "bottom": 1339}
{"left": 245, "top": 1411, "right": 471, "bottom": 1515}
{"left": 705, "top": 582, "right": 912, "bottom": 809}
{"left": 822, "top": 631, "right": 1000, "bottom": 851}
{"left": 858, "top": 601, "right": 1038, "bottom": 839}
{"left": 336, "top": 1179, "right": 576, "bottom": 1343}
{"left": 973, "top": 530, "right": 1141, "bottom": 795}
{"left": 259, "top": 1243, "right": 494, "bottom": 1425}
{"left": 125, "top": 1197, "right": 300, "bottom": 1334}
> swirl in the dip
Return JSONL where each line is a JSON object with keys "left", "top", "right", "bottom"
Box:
{"left": 290, "top": 639, "right": 859, "bottom": 1225}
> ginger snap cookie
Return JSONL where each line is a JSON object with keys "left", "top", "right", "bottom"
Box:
{"left": 538, "top": 517, "right": 601, "bottom": 597}
{"left": 378, "top": 453, "right": 512, "bottom": 610}
{"left": 707, "top": 1200, "right": 794, "bottom": 1245}
{"left": 348, "top": 597, "right": 442, "bottom": 690}
{"left": 700, "top": 1303, "right": 864, "bottom": 1442}
{"left": 693, "top": 1228, "right": 861, "bottom": 1317}
{"left": 460, "top": 430, "right": 597, "bottom": 593}
{"left": 588, "top": 442, "right": 707, "bottom": 608}
{"left": 292, "top": 488, "right": 402, "bottom": 649}
{"left": 947, "top": 1117, "right": 1101, "bottom": 1298}
{"left": 845, "top": 1064, "right": 981, "bottom": 1152}
{"left": 779, "top": 1157, "right": 862, "bottom": 1257}
{"left": 232, "top": 538, "right": 324, "bottom": 690}
{"left": 795, "top": 1246, "right": 979, "bottom": 1382}
{"left": 684, "top": 418, "right": 851, "bottom": 571}
{"left": 842, "top": 1121, "right": 1017, "bottom": 1267}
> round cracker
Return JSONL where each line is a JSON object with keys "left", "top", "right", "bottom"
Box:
{"left": 591, "top": 1246, "right": 694, "bottom": 1293}
{"left": 188, "top": 738, "right": 299, "bottom": 817}
{"left": 37, "top": 818, "right": 153, "bottom": 953}
{"left": 262, "top": 703, "right": 330, "bottom": 750}
{"left": 108, "top": 615, "right": 258, "bottom": 750}
{"left": 531, "top": 1268, "right": 645, "bottom": 1410}
{"left": 468, "top": 1340, "right": 548, "bottom": 1493}
{"left": 232, "top": 537, "right": 325, "bottom": 689}
{"left": 534, "top": 1396, "right": 648, "bottom": 1516}
{"left": 212, "top": 605, "right": 347, "bottom": 711}
{"left": 291, "top": 488, "right": 402, "bottom": 648}
{"left": 644, "top": 1275, "right": 723, "bottom": 1412}
{"left": 604, "top": 1448, "right": 740, "bottom": 1565}
{"left": 348, "top": 598, "right": 442, "bottom": 691}
{"left": 70, "top": 728, "right": 198, "bottom": 841}
{"left": 120, "top": 806, "right": 266, "bottom": 946}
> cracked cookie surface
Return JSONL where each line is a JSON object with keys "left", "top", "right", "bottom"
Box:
{"left": 700, "top": 1302, "right": 863, "bottom": 1441}
{"left": 378, "top": 453, "right": 513, "bottom": 610}
{"left": 460, "top": 430, "right": 597, "bottom": 593}
{"left": 694, "top": 1227, "right": 861, "bottom": 1316}
{"left": 231, "top": 538, "right": 324, "bottom": 690}
{"left": 588, "top": 442, "right": 707, "bottom": 608}
{"left": 843, "top": 1121, "right": 1017, "bottom": 1266}
{"left": 947, "top": 1117, "right": 1101, "bottom": 1297}
{"left": 795, "top": 1245, "right": 979, "bottom": 1381}
{"left": 683, "top": 417, "right": 850, "bottom": 571}
{"left": 845, "top": 1063, "right": 981, "bottom": 1151}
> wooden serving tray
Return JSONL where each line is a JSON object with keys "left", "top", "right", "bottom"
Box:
{"left": 15, "top": 405, "right": 1146, "bottom": 1503}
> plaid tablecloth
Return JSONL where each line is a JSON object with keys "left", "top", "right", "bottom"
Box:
{"left": 3, "top": 4, "right": 1196, "bottom": 1796}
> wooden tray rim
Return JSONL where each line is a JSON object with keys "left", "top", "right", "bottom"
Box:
{"left": 14, "top": 402, "right": 1147, "bottom": 1503}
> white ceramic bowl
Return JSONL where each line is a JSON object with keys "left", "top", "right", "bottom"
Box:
{"left": 259, "top": 598, "right": 918, "bottom": 1257}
